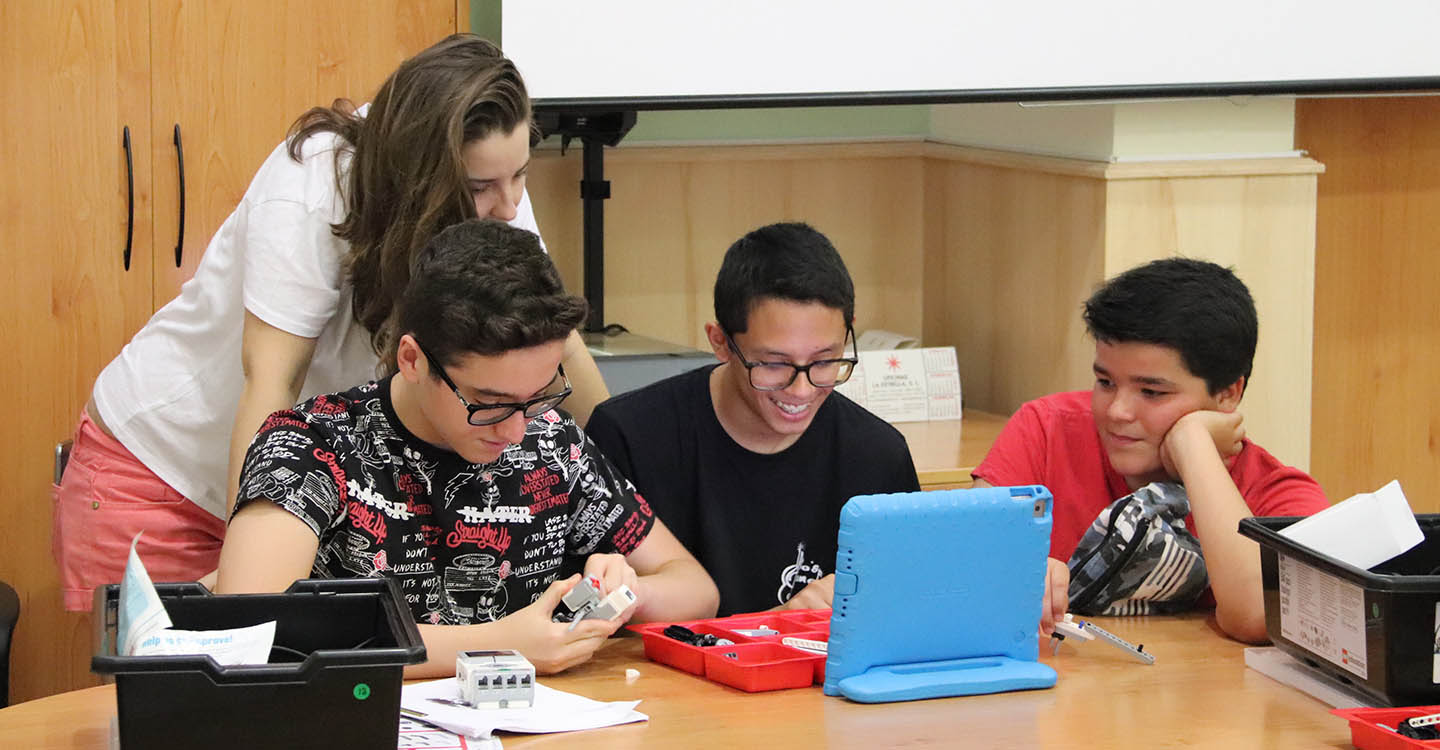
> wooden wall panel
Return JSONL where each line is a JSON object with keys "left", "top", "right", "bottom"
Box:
{"left": 1298, "top": 97, "right": 1440, "bottom": 511}
{"left": 1105, "top": 171, "right": 1320, "bottom": 471}
{"left": 529, "top": 145, "right": 928, "bottom": 351}
{"left": 927, "top": 160, "right": 1104, "bottom": 415}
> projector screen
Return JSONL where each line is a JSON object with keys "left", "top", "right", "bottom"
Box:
{"left": 504, "top": 0, "right": 1440, "bottom": 110}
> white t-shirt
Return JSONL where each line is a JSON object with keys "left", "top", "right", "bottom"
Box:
{"left": 92, "top": 128, "right": 544, "bottom": 519}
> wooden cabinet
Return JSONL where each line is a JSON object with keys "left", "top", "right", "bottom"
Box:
{"left": 0, "top": 0, "right": 458, "bottom": 703}
{"left": 148, "top": 0, "right": 461, "bottom": 305}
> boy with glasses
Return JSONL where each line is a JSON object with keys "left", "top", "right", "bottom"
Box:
{"left": 216, "top": 220, "right": 718, "bottom": 676}
{"left": 586, "top": 223, "right": 920, "bottom": 615}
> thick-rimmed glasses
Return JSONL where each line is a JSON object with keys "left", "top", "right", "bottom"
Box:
{"left": 417, "top": 342, "right": 571, "bottom": 426}
{"left": 723, "top": 327, "right": 859, "bottom": 391}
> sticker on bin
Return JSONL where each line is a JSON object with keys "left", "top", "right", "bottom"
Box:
{"left": 1278, "top": 554, "right": 1368, "bottom": 680}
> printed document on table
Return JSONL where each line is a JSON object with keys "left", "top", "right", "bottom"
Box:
{"left": 401, "top": 678, "right": 646, "bottom": 739}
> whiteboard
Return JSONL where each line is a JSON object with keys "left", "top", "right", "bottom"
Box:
{"left": 504, "top": 0, "right": 1440, "bottom": 109}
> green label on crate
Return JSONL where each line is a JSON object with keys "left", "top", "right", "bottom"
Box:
{"left": 353, "top": 683, "right": 371, "bottom": 700}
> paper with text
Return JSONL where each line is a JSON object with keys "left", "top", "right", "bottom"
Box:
{"left": 401, "top": 678, "right": 646, "bottom": 739}
{"left": 117, "top": 532, "right": 276, "bottom": 664}
{"left": 834, "top": 346, "right": 961, "bottom": 423}
{"left": 118, "top": 533, "right": 172, "bottom": 656}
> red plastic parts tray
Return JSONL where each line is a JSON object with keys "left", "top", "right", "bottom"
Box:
{"left": 1332, "top": 706, "right": 1440, "bottom": 749}
{"left": 629, "top": 609, "right": 831, "bottom": 692}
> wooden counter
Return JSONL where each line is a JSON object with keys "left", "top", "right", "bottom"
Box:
{"left": 896, "top": 409, "right": 1010, "bottom": 489}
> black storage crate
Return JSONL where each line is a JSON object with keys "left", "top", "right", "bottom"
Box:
{"left": 1240, "top": 514, "right": 1440, "bottom": 706}
{"left": 92, "top": 578, "right": 426, "bottom": 749}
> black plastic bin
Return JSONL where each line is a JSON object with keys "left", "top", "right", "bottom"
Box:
{"left": 92, "top": 578, "right": 426, "bottom": 749}
{"left": 1240, "top": 514, "right": 1440, "bottom": 706}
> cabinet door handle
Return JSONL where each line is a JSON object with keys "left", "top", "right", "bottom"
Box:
{"left": 173, "top": 123, "right": 185, "bottom": 267}
{"left": 122, "top": 126, "right": 133, "bottom": 271}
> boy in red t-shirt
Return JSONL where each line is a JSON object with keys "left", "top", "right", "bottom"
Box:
{"left": 973, "top": 258, "right": 1328, "bottom": 643}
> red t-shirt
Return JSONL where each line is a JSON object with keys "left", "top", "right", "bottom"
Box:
{"left": 972, "top": 391, "right": 1329, "bottom": 562}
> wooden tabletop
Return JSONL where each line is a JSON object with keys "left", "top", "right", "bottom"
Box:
{"left": 0, "top": 614, "right": 1352, "bottom": 748}
{"left": 895, "top": 409, "right": 1010, "bottom": 488}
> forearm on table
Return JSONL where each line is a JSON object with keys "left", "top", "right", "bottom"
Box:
{"left": 1171, "top": 438, "right": 1267, "bottom": 643}
{"left": 408, "top": 621, "right": 511, "bottom": 679}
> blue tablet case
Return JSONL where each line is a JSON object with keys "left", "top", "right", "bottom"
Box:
{"left": 822, "top": 485, "right": 1057, "bottom": 702}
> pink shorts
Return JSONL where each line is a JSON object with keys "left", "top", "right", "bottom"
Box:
{"left": 52, "top": 411, "right": 226, "bottom": 611}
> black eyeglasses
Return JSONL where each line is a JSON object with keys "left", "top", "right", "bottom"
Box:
{"left": 723, "top": 327, "right": 859, "bottom": 391}
{"left": 417, "top": 342, "right": 571, "bottom": 426}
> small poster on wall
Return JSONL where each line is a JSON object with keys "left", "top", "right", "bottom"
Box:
{"left": 834, "top": 347, "right": 961, "bottom": 423}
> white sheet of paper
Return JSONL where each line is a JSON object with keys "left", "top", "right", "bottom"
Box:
{"left": 1279, "top": 479, "right": 1423, "bottom": 570}
{"left": 398, "top": 716, "right": 492, "bottom": 749}
{"left": 115, "top": 531, "right": 275, "bottom": 664}
{"left": 132, "top": 622, "right": 277, "bottom": 665}
{"left": 856, "top": 329, "right": 918, "bottom": 351}
{"left": 401, "top": 678, "right": 646, "bottom": 739}
{"left": 117, "top": 533, "right": 172, "bottom": 656}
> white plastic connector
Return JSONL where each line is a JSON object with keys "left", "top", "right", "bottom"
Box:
{"left": 1052, "top": 613, "right": 1095, "bottom": 642}
{"left": 584, "top": 585, "right": 637, "bottom": 621}
{"left": 781, "top": 636, "right": 828, "bottom": 654}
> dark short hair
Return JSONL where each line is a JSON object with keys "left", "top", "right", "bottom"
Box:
{"left": 394, "top": 220, "right": 586, "bottom": 372}
{"left": 713, "top": 222, "right": 855, "bottom": 334}
{"left": 1083, "top": 257, "right": 1257, "bottom": 394}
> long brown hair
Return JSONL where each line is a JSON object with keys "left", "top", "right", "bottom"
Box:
{"left": 286, "top": 34, "right": 533, "bottom": 359}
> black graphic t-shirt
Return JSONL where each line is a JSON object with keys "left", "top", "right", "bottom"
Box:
{"left": 586, "top": 365, "right": 920, "bottom": 616}
{"left": 235, "top": 377, "right": 655, "bottom": 625}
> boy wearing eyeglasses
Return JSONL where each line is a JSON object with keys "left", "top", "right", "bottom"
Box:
{"left": 586, "top": 222, "right": 920, "bottom": 616}
{"left": 215, "top": 220, "right": 719, "bottom": 676}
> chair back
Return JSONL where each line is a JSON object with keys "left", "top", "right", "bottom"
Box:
{"left": 0, "top": 580, "right": 19, "bottom": 707}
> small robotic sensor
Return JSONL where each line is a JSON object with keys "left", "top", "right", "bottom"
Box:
{"left": 555, "top": 576, "right": 637, "bottom": 630}
{"left": 457, "top": 649, "right": 535, "bottom": 709}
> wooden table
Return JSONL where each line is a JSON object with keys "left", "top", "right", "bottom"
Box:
{"left": 0, "top": 614, "right": 1353, "bottom": 748}
{"left": 896, "top": 409, "right": 1010, "bottom": 489}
